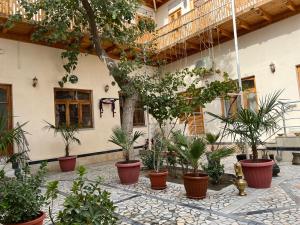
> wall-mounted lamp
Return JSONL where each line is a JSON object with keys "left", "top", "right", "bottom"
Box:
{"left": 104, "top": 84, "right": 109, "bottom": 92}
{"left": 269, "top": 62, "right": 276, "bottom": 73}
{"left": 32, "top": 76, "right": 38, "bottom": 87}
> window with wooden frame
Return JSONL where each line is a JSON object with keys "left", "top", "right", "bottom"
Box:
{"left": 119, "top": 94, "right": 145, "bottom": 127}
{"left": 168, "top": 8, "right": 182, "bottom": 22}
{"left": 0, "top": 84, "right": 13, "bottom": 155}
{"left": 54, "top": 88, "right": 93, "bottom": 128}
{"left": 221, "top": 76, "right": 258, "bottom": 117}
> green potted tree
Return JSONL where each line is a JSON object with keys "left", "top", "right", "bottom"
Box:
{"left": 208, "top": 91, "right": 281, "bottom": 188}
{"left": 0, "top": 162, "right": 48, "bottom": 225}
{"left": 172, "top": 132, "right": 208, "bottom": 199}
{"left": 46, "top": 166, "right": 117, "bottom": 224}
{"left": 44, "top": 122, "right": 81, "bottom": 172}
{"left": 148, "top": 133, "right": 168, "bottom": 190}
{"left": 109, "top": 127, "right": 143, "bottom": 184}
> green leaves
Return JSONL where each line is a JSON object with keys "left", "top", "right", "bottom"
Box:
{"left": 48, "top": 166, "right": 117, "bottom": 225}
{"left": 44, "top": 121, "right": 81, "bottom": 157}
{"left": 109, "top": 127, "right": 143, "bottom": 161}
{"left": 208, "top": 91, "right": 282, "bottom": 159}
{"left": 0, "top": 163, "right": 48, "bottom": 224}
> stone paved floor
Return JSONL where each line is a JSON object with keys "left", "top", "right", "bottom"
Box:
{"left": 43, "top": 157, "right": 300, "bottom": 225}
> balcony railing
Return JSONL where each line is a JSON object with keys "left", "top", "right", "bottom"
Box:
{"left": 140, "top": 0, "right": 268, "bottom": 50}
{"left": 0, "top": 0, "right": 43, "bottom": 21}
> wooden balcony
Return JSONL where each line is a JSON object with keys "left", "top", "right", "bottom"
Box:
{"left": 141, "top": 0, "right": 300, "bottom": 63}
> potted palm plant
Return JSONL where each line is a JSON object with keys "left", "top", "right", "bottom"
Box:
{"left": 44, "top": 122, "right": 81, "bottom": 172}
{"left": 0, "top": 162, "right": 48, "bottom": 225}
{"left": 208, "top": 91, "right": 281, "bottom": 188}
{"left": 172, "top": 132, "right": 208, "bottom": 199}
{"left": 109, "top": 127, "right": 143, "bottom": 184}
{"left": 148, "top": 134, "right": 168, "bottom": 190}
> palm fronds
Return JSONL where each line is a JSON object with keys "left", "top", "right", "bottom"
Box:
{"left": 44, "top": 121, "right": 81, "bottom": 157}
{"left": 109, "top": 127, "right": 144, "bottom": 162}
{"left": 207, "top": 91, "right": 282, "bottom": 159}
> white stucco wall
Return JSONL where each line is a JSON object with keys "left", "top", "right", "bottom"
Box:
{"left": 0, "top": 39, "right": 149, "bottom": 161}
{"left": 162, "top": 13, "right": 300, "bottom": 137}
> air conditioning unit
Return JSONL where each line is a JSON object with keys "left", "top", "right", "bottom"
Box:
{"left": 195, "top": 57, "right": 213, "bottom": 69}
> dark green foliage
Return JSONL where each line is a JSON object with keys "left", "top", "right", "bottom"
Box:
{"left": 203, "top": 147, "right": 235, "bottom": 184}
{"left": 207, "top": 91, "right": 282, "bottom": 160}
{"left": 141, "top": 150, "right": 162, "bottom": 170}
{"left": 44, "top": 121, "right": 81, "bottom": 157}
{"left": 171, "top": 131, "right": 206, "bottom": 174}
{"left": 0, "top": 163, "right": 48, "bottom": 224}
{"left": 0, "top": 113, "right": 26, "bottom": 154}
{"left": 47, "top": 166, "right": 117, "bottom": 225}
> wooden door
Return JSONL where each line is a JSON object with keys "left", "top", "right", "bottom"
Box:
{"left": 188, "top": 106, "right": 205, "bottom": 136}
{"left": 0, "top": 84, "right": 13, "bottom": 155}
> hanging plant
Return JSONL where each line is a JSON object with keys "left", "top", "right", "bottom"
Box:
{"left": 69, "top": 75, "right": 78, "bottom": 84}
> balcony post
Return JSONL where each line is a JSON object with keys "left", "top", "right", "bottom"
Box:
{"left": 231, "top": 0, "right": 244, "bottom": 108}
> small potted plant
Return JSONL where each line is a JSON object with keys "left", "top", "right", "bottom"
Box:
{"left": 208, "top": 91, "right": 282, "bottom": 188}
{"left": 172, "top": 132, "right": 208, "bottom": 199}
{"left": 0, "top": 162, "right": 48, "bottom": 225}
{"left": 109, "top": 127, "right": 143, "bottom": 184}
{"left": 148, "top": 134, "right": 168, "bottom": 190}
{"left": 46, "top": 166, "right": 117, "bottom": 224}
{"left": 44, "top": 122, "right": 81, "bottom": 172}
{"left": 203, "top": 132, "right": 234, "bottom": 185}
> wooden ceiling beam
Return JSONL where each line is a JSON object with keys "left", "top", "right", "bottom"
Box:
{"left": 254, "top": 8, "right": 273, "bottom": 22}
{"left": 237, "top": 19, "right": 251, "bottom": 31}
{"left": 285, "top": 0, "right": 297, "bottom": 12}
{"left": 186, "top": 40, "right": 200, "bottom": 50}
{"left": 215, "top": 27, "right": 232, "bottom": 39}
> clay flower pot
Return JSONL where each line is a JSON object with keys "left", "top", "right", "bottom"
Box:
{"left": 58, "top": 156, "right": 77, "bottom": 172}
{"left": 149, "top": 170, "right": 168, "bottom": 190}
{"left": 115, "top": 160, "right": 141, "bottom": 185}
{"left": 183, "top": 173, "right": 209, "bottom": 199}
{"left": 7, "top": 212, "right": 45, "bottom": 225}
{"left": 240, "top": 159, "right": 274, "bottom": 188}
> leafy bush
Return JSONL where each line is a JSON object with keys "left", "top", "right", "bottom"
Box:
{"left": 203, "top": 147, "right": 234, "bottom": 184}
{"left": 0, "top": 163, "right": 47, "bottom": 224}
{"left": 141, "top": 150, "right": 162, "bottom": 170}
{"left": 47, "top": 166, "right": 117, "bottom": 225}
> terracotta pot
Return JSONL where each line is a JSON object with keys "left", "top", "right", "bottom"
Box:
{"left": 149, "top": 170, "right": 168, "bottom": 190}
{"left": 7, "top": 212, "right": 45, "bottom": 225}
{"left": 115, "top": 160, "right": 141, "bottom": 185}
{"left": 58, "top": 156, "right": 77, "bottom": 172}
{"left": 183, "top": 173, "right": 209, "bottom": 199}
{"left": 240, "top": 159, "right": 274, "bottom": 188}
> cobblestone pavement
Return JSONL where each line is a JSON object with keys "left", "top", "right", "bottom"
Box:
{"left": 43, "top": 157, "right": 300, "bottom": 225}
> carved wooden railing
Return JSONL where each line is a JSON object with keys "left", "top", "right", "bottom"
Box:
{"left": 0, "top": 0, "right": 43, "bottom": 21}
{"left": 140, "top": 0, "right": 267, "bottom": 50}
{"left": 0, "top": 0, "right": 269, "bottom": 50}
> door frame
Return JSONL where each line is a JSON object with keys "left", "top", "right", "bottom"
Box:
{"left": 0, "top": 83, "right": 13, "bottom": 155}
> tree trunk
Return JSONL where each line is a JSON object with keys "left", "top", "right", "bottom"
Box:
{"left": 252, "top": 144, "right": 258, "bottom": 160}
{"left": 121, "top": 93, "right": 138, "bottom": 135}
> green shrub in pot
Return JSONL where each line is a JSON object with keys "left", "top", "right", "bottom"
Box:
{"left": 47, "top": 166, "right": 117, "bottom": 224}
{"left": 0, "top": 163, "right": 48, "bottom": 225}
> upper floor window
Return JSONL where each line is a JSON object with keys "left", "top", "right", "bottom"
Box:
{"left": 168, "top": 8, "right": 181, "bottom": 22}
{"left": 54, "top": 88, "right": 93, "bottom": 128}
{"left": 222, "top": 76, "right": 257, "bottom": 117}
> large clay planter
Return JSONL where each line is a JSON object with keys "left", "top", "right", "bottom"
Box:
{"left": 240, "top": 159, "right": 274, "bottom": 188}
{"left": 58, "top": 156, "right": 77, "bottom": 172}
{"left": 183, "top": 173, "right": 209, "bottom": 199}
{"left": 115, "top": 160, "right": 141, "bottom": 185}
{"left": 149, "top": 170, "right": 168, "bottom": 190}
{"left": 7, "top": 211, "right": 45, "bottom": 225}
